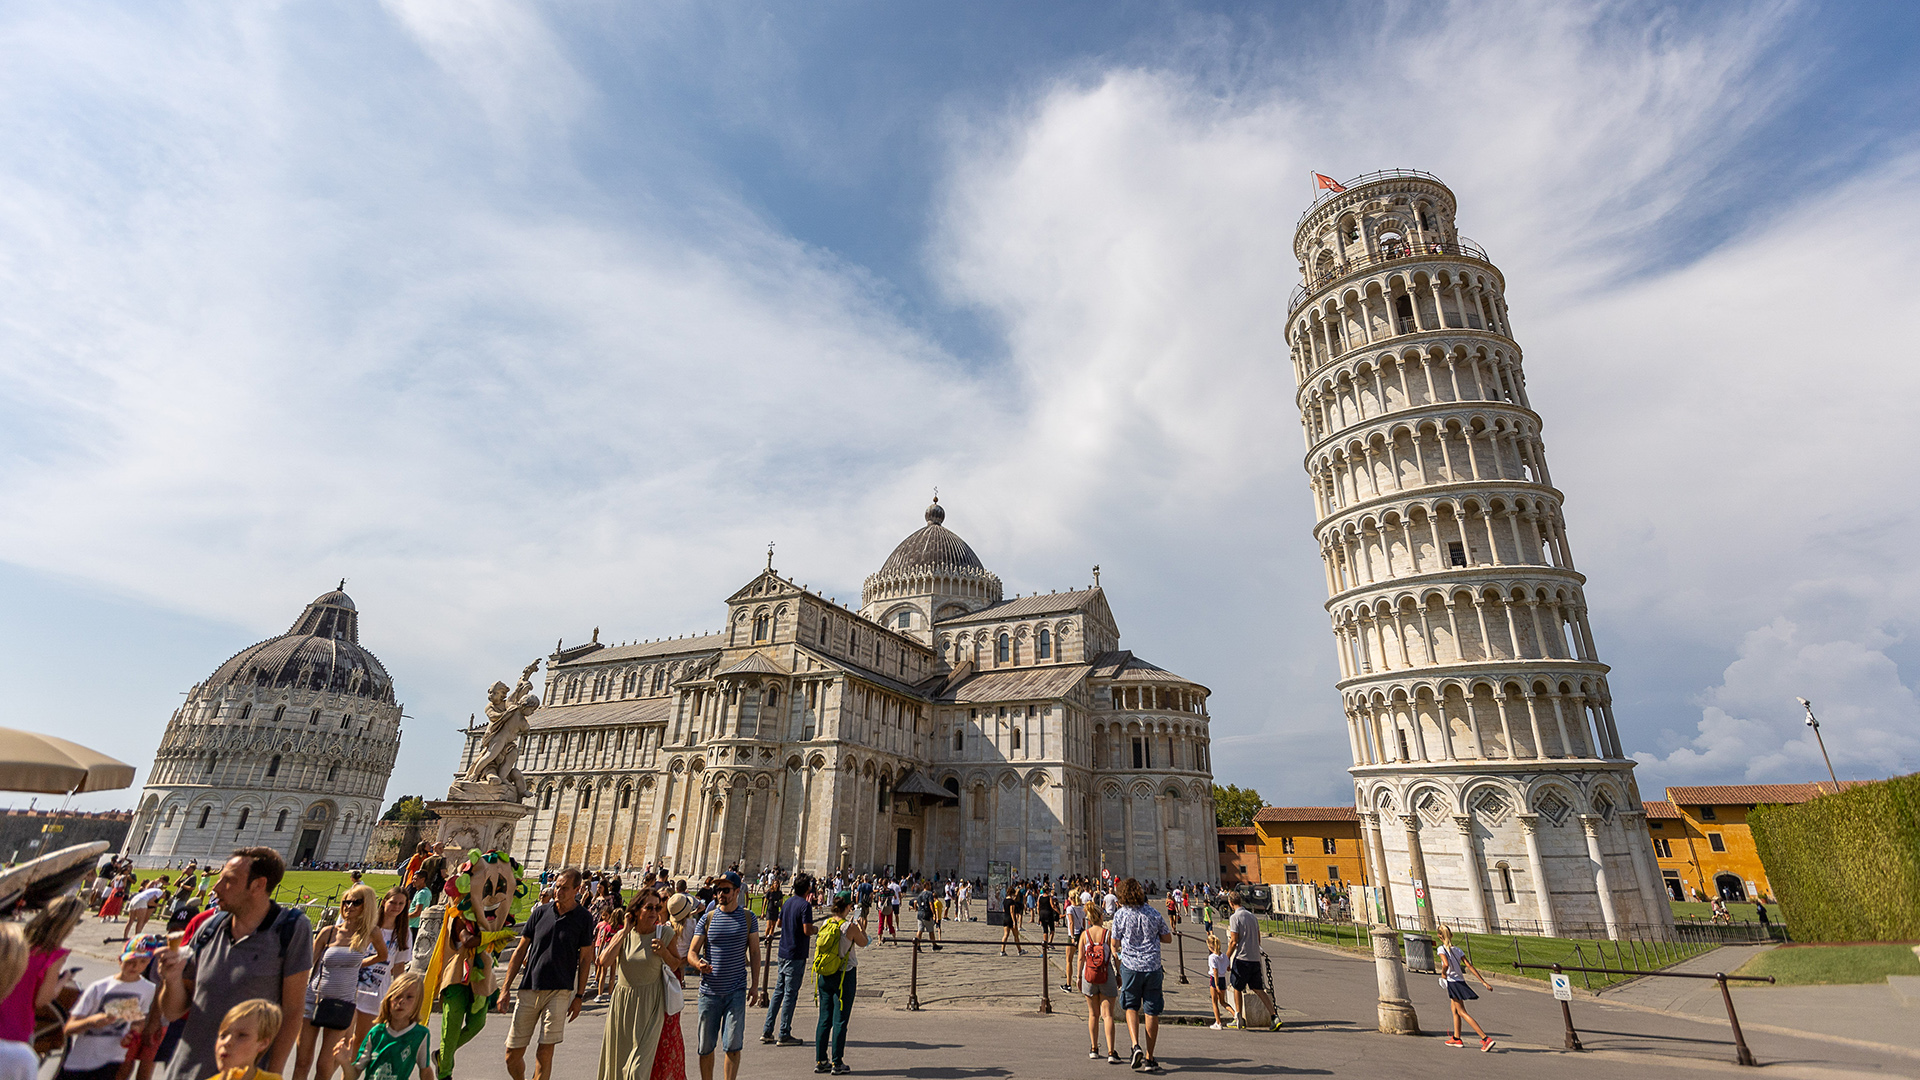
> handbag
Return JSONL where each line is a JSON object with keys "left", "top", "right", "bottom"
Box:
{"left": 313, "top": 997, "right": 356, "bottom": 1031}
{"left": 658, "top": 928, "right": 684, "bottom": 1016}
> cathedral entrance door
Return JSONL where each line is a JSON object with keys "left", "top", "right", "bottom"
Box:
{"left": 295, "top": 828, "right": 322, "bottom": 865}
{"left": 895, "top": 828, "right": 913, "bottom": 875}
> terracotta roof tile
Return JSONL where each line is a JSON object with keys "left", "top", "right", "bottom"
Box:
{"left": 1253, "top": 806, "right": 1359, "bottom": 822}
{"left": 1217, "top": 826, "right": 1259, "bottom": 836}
{"left": 1642, "top": 800, "right": 1681, "bottom": 819}
{"left": 1664, "top": 781, "right": 1868, "bottom": 806}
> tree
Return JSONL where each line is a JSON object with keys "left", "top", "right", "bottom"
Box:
{"left": 381, "top": 795, "right": 431, "bottom": 822}
{"left": 1213, "top": 784, "right": 1265, "bottom": 828}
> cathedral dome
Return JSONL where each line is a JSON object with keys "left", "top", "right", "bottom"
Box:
{"left": 878, "top": 499, "right": 987, "bottom": 575}
{"left": 862, "top": 498, "right": 1003, "bottom": 614}
{"left": 203, "top": 586, "right": 395, "bottom": 703}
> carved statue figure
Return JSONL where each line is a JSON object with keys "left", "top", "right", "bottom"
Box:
{"left": 416, "top": 849, "right": 525, "bottom": 1079}
{"left": 461, "top": 661, "right": 540, "bottom": 799}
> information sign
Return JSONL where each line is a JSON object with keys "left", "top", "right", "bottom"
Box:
{"left": 1551, "top": 973, "right": 1572, "bottom": 1001}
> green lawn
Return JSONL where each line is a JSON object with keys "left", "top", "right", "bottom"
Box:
{"left": 1733, "top": 943, "right": 1920, "bottom": 986}
{"left": 1254, "top": 916, "right": 1717, "bottom": 991}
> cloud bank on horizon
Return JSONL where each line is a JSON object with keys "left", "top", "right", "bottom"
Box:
{"left": 0, "top": 0, "right": 1914, "bottom": 811}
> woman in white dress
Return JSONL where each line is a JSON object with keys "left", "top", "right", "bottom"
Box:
{"left": 351, "top": 886, "right": 413, "bottom": 1060}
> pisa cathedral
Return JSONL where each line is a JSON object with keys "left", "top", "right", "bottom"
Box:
{"left": 1287, "top": 171, "right": 1671, "bottom": 938}
{"left": 467, "top": 499, "right": 1219, "bottom": 883}
{"left": 124, "top": 587, "right": 402, "bottom": 866}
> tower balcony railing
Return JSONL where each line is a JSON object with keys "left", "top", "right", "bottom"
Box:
{"left": 1288, "top": 237, "right": 1491, "bottom": 319}
{"left": 1294, "top": 169, "right": 1450, "bottom": 228}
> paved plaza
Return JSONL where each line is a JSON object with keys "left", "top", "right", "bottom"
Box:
{"left": 58, "top": 913, "right": 1920, "bottom": 1078}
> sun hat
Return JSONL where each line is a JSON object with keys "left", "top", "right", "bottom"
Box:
{"left": 665, "top": 893, "right": 696, "bottom": 923}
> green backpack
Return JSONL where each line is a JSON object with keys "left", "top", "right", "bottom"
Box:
{"left": 812, "top": 916, "right": 846, "bottom": 978}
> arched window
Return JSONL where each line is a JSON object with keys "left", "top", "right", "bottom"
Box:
{"left": 877, "top": 778, "right": 890, "bottom": 811}
{"left": 341, "top": 714, "right": 352, "bottom": 729}
{"left": 766, "top": 686, "right": 780, "bottom": 712}
{"left": 163, "top": 807, "right": 177, "bottom": 828}
{"left": 819, "top": 616, "right": 829, "bottom": 641}
{"left": 266, "top": 755, "right": 280, "bottom": 777}
{"left": 238, "top": 703, "right": 251, "bottom": 720}
{"left": 1038, "top": 629, "right": 1051, "bottom": 659}
{"left": 1010, "top": 728, "right": 1021, "bottom": 750}
{"left": 197, "top": 807, "right": 211, "bottom": 829}
{"left": 953, "top": 729, "right": 964, "bottom": 751}
{"left": 274, "top": 809, "right": 288, "bottom": 832}
{"left": 620, "top": 787, "right": 631, "bottom": 809}
{"left": 205, "top": 754, "right": 217, "bottom": 774}
{"left": 309, "top": 708, "right": 321, "bottom": 725}
{"left": 272, "top": 705, "right": 286, "bottom": 722}
{"left": 235, "top": 808, "right": 250, "bottom": 831}
{"left": 542, "top": 788, "right": 554, "bottom": 810}
{"left": 996, "top": 634, "right": 1010, "bottom": 663}
{"left": 307, "top": 805, "right": 327, "bottom": 822}
{"left": 327, "top": 763, "right": 341, "bottom": 782}
{"left": 580, "top": 788, "right": 592, "bottom": 809}
{"left": 753, "top": 614, "right": 769, "bottom": 641}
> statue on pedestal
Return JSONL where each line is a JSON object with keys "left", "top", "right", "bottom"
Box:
{"left": 454, "top": 660, "right": 540, "bottom": 801}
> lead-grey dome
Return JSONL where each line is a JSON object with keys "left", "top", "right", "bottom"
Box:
{"left": 204, "top": 587, "right": 395, "bottom": 703}
{"left": 862, "top": 498, "right": 1003, "bottom": 613}
{"left": 878, "top": 499, "right": 986, "bottom": 575}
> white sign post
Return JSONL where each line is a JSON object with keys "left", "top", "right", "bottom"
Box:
{"left": 1551, "top": 973, "right": 1572, "bottom": 1001}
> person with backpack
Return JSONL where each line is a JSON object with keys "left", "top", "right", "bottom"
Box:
{"left": 1079, "top": 902, "right": 1120, "bottom": 1063}
{"left": 810, "top": 893, "right": 866, "bottom": 1076}
{"left": 911, "top": 883, "right": 941, "bottom": 952}
{"left": 157, "top": 848, "right": 314, "bottom": 1080}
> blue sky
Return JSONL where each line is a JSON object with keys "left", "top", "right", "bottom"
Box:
{"left": 2, "top": 0, "right": 1918, "bottom": 813}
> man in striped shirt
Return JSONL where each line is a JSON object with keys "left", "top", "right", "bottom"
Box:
{"left": 691, "top": 870, "right": 761, "bottom": 1080}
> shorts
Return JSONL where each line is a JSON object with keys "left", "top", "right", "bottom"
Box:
{"left": 1038, "top": 918, "right": 1057, "bottom": 933}
{"left": 696, "top": 987, "right": 748, "bottom": 1055}
{"left": 1208, "top": 974, "right": 1226, "bottom": 991}
{"left": 916, "top": 916, "right": 937, "bottom": 933}
{"left": 1082, "top": 968, "right": 1119, "bottom": 999}
{"left": 1118, "top": 965, "right": 1164, "bottom": 1016}
{"left": 506, "top": 988, "right": 571, "bottom": 1048}
{"left": 1445, "top": 981, "right": 1479, "bottom": 1001}
{"left": 1229, "top": 959, "right": 1264, "bottom": 991}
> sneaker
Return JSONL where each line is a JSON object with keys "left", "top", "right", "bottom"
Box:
{"left": 832, "top": 1064, "right": 852, "bottom": 1075}
{"left": 1208, "top": 1022, "right": 1223, "bottom": 1030}
{"left": 1443, "top": 1037, "right": 1464, "bottom": 1047}
{"left": 1108, "top": 1051, "right": 1122, "bottom": 1065}
{"left": 1231, "top": 1017, "right": 1244, "bottom": 1030}
{"left": 1129, "top": 1045, "right": 1145, "bottom": 1070}
{"left": 778, "top": 1036, "right": 807, "bottom": 1047}
{"left": 814, "top": 1064, "right": 831, "bottom": 1074}
{"left": 761, "top": 1035, "right": 777, "bottom": 1045}
{"left": 932, "top": 944, "right": 942, "bottom": 951}
{"left": 1480, "top": 1037, "right": 1496, "bottom": 1052}
{"left": 1270, "top": 1016, "right": 1283, "bottom": 1031}
{"left": 1090, "top": 1049, "right": 1102, "bottom": 1059}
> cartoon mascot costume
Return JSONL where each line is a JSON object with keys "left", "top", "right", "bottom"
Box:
{"left": 417, "top": 850, "right": 526, "bottom": 1079}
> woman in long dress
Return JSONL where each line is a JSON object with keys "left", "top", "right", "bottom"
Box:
{"left": 596, "top": 889, "right": 675, "bottom": 1080}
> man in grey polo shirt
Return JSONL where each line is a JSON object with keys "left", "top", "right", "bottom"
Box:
{"left": 158, "top": 847, "right": 313, "bottom": 1080}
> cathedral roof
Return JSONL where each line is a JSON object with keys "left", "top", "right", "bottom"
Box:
{"left": 877, "top": 499, "right": 988, "bottom": 576}
{"left": 936, "top": 588, "right": 1102, "bottom": 626}
{"left": 939, "top": 664, "right": 1091, "bottom": 704}
{"left": 529, "top": 696, "right": 675, "bottom": 730}
{"left": 1091, "top": 651, "right": 1208, "bottom": 690}
{"left": 556, "top": 633, "right": 726, "bottom": 668}
{"left": 202, "top": 587, "right": 395, "bottom": 703}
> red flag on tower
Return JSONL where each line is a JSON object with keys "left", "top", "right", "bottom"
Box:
{"left": 1314, "top": 172, "right": 1347, "bottom": 193}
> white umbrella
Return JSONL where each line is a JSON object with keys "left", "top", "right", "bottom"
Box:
{"left": 0, "top": 727, "right": 136, "bottom": 794}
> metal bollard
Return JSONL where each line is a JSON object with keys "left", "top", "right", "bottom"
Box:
{"left": 1039, "top": 942, "right": 1052, "bottom": 1014}
{"left": 1176, "top": 930, "right": 1188, "bottom": 984}
{"left": 907, "top": 939, "right": 921, "bottom": 1011}
{"left": 1718, "top": 974, "right": 1756, "bottom": 1067}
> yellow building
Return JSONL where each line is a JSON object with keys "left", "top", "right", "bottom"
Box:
{"left": 1250, "top": 806, "right": 1369, "bottom": 887}
{"left": 1643, "top": 782, "right": 1861, "bottom": 902}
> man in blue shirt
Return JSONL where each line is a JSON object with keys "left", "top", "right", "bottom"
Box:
{"left": 760, "top": 872, "right": 816, "bottom": 1046}
{"left": 691, "top": 870, "right": 761, "bottom": 1080}
{"left": 1109, "top": 877, "right": 1172, "bottom": 1074}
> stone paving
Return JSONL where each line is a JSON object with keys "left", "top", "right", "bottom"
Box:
{"left": 53, "top": 912, "right": 1920, "bottom": 1078}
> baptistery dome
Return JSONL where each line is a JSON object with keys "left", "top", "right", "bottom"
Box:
{"left": 123, "top": 586, "right": 402, "bottom": 868}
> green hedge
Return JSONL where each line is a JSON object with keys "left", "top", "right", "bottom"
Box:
{"left": 1749, "top": 773, "right": 1920, "bottom": 943}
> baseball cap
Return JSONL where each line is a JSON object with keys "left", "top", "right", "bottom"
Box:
{"left": 719, "top": 871, "right": 743, "bottom": 891}
{"left": 124, "top": 933, "right": 168, "bottom": 961}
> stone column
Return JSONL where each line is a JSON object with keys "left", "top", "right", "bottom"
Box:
{"left": 1399, "top": 813, "right": 1437, "bottom": 932}
{"left": 1620, "top": 811, "right": 1673, "bottom": 936}
{"left": 1517, "top": 813, "right": 1557, "bottom": 937}
{"left": 1361, "top": 811, "right": 1396, "bottom": 926}
{"left": 1580, "top": 815, "right": 1621, "bottom": 940}
{"left": 1371, "top": 927, "right": 1420, "bottom": 1035}
{"left": 1453, "top": 815, "right": 1492, "bottom": 933}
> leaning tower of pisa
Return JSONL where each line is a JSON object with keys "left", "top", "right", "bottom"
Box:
{"left": 1285, "top": 171, "right": 1670, "bottom": 939}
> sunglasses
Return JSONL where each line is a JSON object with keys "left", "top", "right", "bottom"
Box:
{"left": 341, "top": 899, "right": 365, "bottom": 907}
{"left": 715, "top": 886, "right": 736, "bottom": 895}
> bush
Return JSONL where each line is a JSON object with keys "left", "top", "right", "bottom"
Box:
{"left": 1749, "top": 773, "right": 1920, "bottom": 943}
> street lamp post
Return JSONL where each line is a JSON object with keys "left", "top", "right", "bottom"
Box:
{"left": 1796, "top": 698, "right": 1840, "bottom": 788}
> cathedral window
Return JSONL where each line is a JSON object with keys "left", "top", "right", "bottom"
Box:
{"left": 620, "top": 787, "right": 631, "bottom": 809}
{"left": 753, "top": 614, "right": 769, "bottom": 641}
{"left": 542, "top": 788, "right": 553, "bottom": 810}
{"left": 328, "top": 763, "right": 341, "bottom": 782}
{"left": 266, "top": 755, "right": 280, "bottom": 778}
{"left": 274, "top": 809, "right": 288, "bottom": 831}
{"left": 1448, "top": 542, "right": 1467, "bottom": 567}
{"left": 164, "top": 807, "right": 177, "bottom": 828}
{"left": 236, "top": 808, "right": 249, "bottom": 831}
{"left": 310, "top": 709, "right": 321, "bottom": 725}
{"left": 766, "top": 686, "right": 779, "bottom": 712}
{"left": 996, "top": 635, "right": 1010, "bottom": 664}
{"left": 272, "top": 705, "right": 285, "bottom": 722}
{"left": 896, "top": 611, "right": 910, "bottom": 629}
{"left": 972, "top": 787, "right": 987, "bottom": 819}
{"left": 205, "top": 754, "right": 217, "bottom": 775}
{"left": 197, "top": 807, "right": 211, "bottom": 829}
{"left": 341, "top": 714, "right": 352, "bottom": 729}
{"left": 1499, "top": 866, "right": 1516, "bottom": 904}
{"left": 953, "top": 729, "right": 964, "bottom": 751}
{"left": 1038, "top": 629, "right": 1051, "bottom": 659}
{"left": 819, "top": 616, "right": 829, "bottom": 641}
{"left": 581, "top": 789, "right": 593, "bottom": 809}
{"left": 238, "top": 703, "right": 251, "bottom": 721}
{"left": 1010, "top": 728, "right": 1021, "bottom": 751}
{"left": 1131, "top": 738, "right": 1145, "bottom": 769}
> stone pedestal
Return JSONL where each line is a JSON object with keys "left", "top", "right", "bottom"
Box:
{"left": 1371, "top": 927, "right": 1421, "bottom": 1035}
{"left": 428, "top": 798, "right": 531, "bottom": 858}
